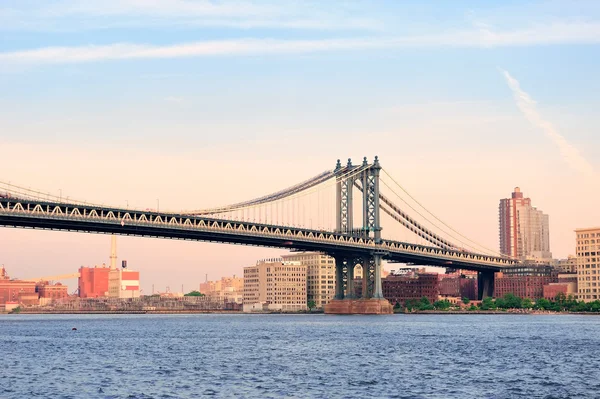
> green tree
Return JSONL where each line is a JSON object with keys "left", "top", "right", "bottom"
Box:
{"left": 522, "top": 298, "right": 533, "bottom": 309}
{"left": 462, "top": 297, "right": 470, "bottom": 305}
{"left": 184, "top": 290, "right": 204, "bottom": 297}
{"left": 418, "top": 296, "right": 434, "bottom": 311}
{"left": 480, "top": 297, "right": 495, "bottom": 310}
{"left": 468, "top": 304, "right": 478, "bottom": 311}
{"left": 494, "top": 297, "right": 506, "bottom": 309}
{"left": 404, "top": 299, "right": 417, "bottom": 311}
{"left": 535, "top": 298, "right": 551, "bottom": 310}
{"left": 433, "top": 300, "right": 451, "bottom": 310}
{"left": 503, "top": 293, "right": 522, "bottom": 309}
{"left": 307, "top": 300, "right": 316, "bottom": 311}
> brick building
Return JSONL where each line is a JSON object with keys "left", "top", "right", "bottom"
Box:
{"left": 543, "top": 283, "right": 577, "bottom": 300}
{"left": 78, "top": 266, "right": 110, "bottom": 298}
{"left": 438, "top": 273, "right": 478, "bottom": 300}
{"left": 0, "top": 266, "right": 37, "bottom": 305}
{"left": 36, "top": 281, "right": 69, "bottom": 300}
{"left": 383, "top": 269, "right": 439, "bottom": 305}
{"left": 494, "top": 265, "right": 557, "bottom": 300}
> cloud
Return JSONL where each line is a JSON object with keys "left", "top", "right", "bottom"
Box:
{"left": 1, "top": 22, "right": 600, "bottom": 65}
{"left": 500, "top": 69, "right": 595, "bottom": 177}
{"left": 0, "top": 0, "right": 379, "bottom": 32}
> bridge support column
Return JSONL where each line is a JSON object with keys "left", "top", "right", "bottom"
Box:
{"left": 346, "top": 261, "right": 355, "bottom": 299}
{"left": 334, "top": 256, "right": 345, "bottom": 300}
{"left": 372, "top": 254, "right": 384, "bottom": 299}
{"left": 478, "top": 270, "right": 495, "bottom": 300}
{"left": 361, "top": 256, "right": 370, "bottom": 299}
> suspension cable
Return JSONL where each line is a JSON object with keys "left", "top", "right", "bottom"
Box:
{"left": 381, "top": 169, "right": 503, "bottom": 256}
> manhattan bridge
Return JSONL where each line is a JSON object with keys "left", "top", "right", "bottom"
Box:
{"left": 0, "top": 157, "right": 517, "bottom": 311}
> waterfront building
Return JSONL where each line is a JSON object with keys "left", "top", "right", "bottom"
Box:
{"left": 36, "top": 281, "right": 69, "bottom": 300}
{"left": 494, "top": 265, "right": 557, "bottom": 300}
{"left": 438, "top": 272, "right": 478, "bottom": 300}
{"left": 499, "top": 187, "right": 551, "bottom": 261}
{"left": 200, "top": 275, "right": 244, "bottom": 304}
{"left": 382, "top": 269, "right": 439, "bottom": 305}
{"left": 0, "top": 266, "right": 37, "bottom": 305}
{"left": 243, "top": 258, "right": 307, "bottom": 312}
{"left": 78, "top": 266, "right": 110, "bottom": 298}
{"left": 576, "top": 227, "right": 600, "bottom": 302}
{"left": 108, "top": 268, "right": 140, "bottom": 299}
{"left": 281, "top": 252, "right": 335, "bottom": 309}
{"left": 543, "top": 282, "right": 577, "bottom": 300}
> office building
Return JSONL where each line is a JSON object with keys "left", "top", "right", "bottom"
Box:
{"left": 243, "top": 258, "right": 307, "bottom": 312}
{"left": 281, "top": 252, "right": 335, "bottom": 309}
{"left": 499, "top": 187, "right": 551, "bottom": 261}
{"left": 576, "top": 227, "right": 600, "bottom": 302}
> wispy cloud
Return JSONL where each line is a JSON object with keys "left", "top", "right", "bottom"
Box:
{"left": 2, "top": 22, "right": 600, "bottom": 65}
{"left": 0, "top": 0, "right": 379, "bottom": 32}
{"left": 500, "top": 69, "right": 595, "bottom": 177}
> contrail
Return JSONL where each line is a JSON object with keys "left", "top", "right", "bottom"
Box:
{"left": 501, "top": 69, "right": 594, "bottom": 177}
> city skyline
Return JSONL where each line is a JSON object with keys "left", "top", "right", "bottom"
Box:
{"left": 1, "top": 0, "right": 599, "bottom": 293}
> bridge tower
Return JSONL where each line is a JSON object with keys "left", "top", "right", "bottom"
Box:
{"left": 327, "top": 156, "right": 392, "bottom": 314}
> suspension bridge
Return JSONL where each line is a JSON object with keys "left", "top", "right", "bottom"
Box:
{"left": 0, "top": 157, "right": 516, "bottom": 313}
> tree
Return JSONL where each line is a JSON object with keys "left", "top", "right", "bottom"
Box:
{"left": 184, "top": 290, "right": 204, "bottom": 297}
{"left": 480, "top": 297, "right": 495, "bottom": 310}
{"left": 418, "top": 296, "right": 434, "bottom": 311}
{"left": 307, "top": 300, "right": 316, "bottom": 311}
{"left": 404, "top": 299, "right": 417, "bottom": 311}
{"left": 522, "top": 298, "right": 533, "bottom": 309}
{"left": 503, "top": 293, "right": 522, "bottom": 309}
{"left": 535, "top": 298, "right": 551, "bottom": 310}
{"left": 462, "top": 297, "right": 470, "bottom": 305}
{"left": 433, "top": 300, "right": 451, "bottom": 310}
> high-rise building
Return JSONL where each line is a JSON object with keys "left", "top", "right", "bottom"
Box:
{"left": 499, "top": 187, "right": 551, "bottom": 261}
{"left": 281, "top": 252, "right": 335, "bottom": 308}
{"left": 243, "top": 258, "right": 307, "bottom": 312}
{"left": 575, "top": 227, "right": 600, "bottom": 302}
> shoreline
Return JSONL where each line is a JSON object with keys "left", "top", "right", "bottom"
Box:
{"left": 2, "top": 310, "right": 599, "bottom": 316}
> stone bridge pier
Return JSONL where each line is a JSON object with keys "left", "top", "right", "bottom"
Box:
{"left": 324, "top": 252, "right": 393, "bottom": 315}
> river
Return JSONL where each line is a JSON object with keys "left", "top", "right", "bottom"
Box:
{"left": 1, "top": 314, "right": 599, "bottom": 398}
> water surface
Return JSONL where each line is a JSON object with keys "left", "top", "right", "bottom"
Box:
{"left": 1, "top": 314, "right": 599, "bottom": 398}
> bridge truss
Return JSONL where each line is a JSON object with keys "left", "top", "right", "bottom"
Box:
{"left": 0, "top": 157, "right": 515, "bottom": 300}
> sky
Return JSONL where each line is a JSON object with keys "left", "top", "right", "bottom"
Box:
{"left": 1, "top": 0, "right": 599, "bottom": 294}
